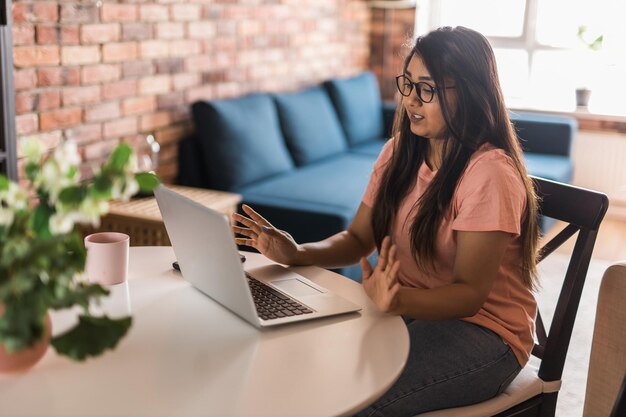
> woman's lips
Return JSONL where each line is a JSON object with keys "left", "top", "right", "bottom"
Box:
{"left": 409, "top": 112, "right": 424, "bottom": 121}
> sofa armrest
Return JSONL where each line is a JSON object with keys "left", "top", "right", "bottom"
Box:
{"left": 382, "top": 100, "right": 397, "bottom": 138}
{"left": 510, "top": 111, "right": 578, "bottom": 157}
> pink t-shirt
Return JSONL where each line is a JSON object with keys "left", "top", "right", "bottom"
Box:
{"left": 362, "top": 139, "right": 536, "bottom": 366}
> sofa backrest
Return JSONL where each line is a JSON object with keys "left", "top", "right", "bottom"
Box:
{"left": 510, "top": 111, "right": 577, "bottom": 157}
{"left": 190, "top": 71, "right": 384, "bottom": 191}
{"left": 192, "top": 94, "right": 294, "bottom": 191}
{"left": 273, "top": 86, "right": 348, "bottom": 166}
{"left": 324, "top": 72, "right": 384, "bottom": 146}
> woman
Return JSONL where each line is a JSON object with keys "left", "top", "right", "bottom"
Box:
{"left": 232, "top": 26, "right": 540, "bottom": 415}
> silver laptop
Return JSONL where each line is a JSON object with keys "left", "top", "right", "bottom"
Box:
{"left": 154, "top": 185, "right": 361, "bottom": 327}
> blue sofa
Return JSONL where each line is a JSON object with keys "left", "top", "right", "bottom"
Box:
{"left": 179, "top": 71, "right": 577, "bottom": 279}
{"left": 511, "top": 111, "right": 577, "bottom": 187}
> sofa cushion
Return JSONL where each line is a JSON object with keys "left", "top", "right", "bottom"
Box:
{"left": 237, "top": 154, "right": 375, "bottom": 242}
{"left": 417, "top": 366, "right": 545, "bottom": 417}
{"left": 350, "top": 139, "right": 388, "bottom": 157}
{"left": 524, "top": 153, "right": 573, "bottom": 184}
{"left": 273, "top": 87, "right": 348, "bottom": 166}
{"left": 325, "top": 72, "right": 384, "bottom": 146}
{"left": 192, "top": 95, "right": 294, "bottom": 190}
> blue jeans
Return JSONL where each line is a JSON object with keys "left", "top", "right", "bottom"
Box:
{"left": 356, "top": 319, "right": 522, "bottom": 416}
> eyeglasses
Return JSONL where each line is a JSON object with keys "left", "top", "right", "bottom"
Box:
{"left": 395, "top": 74, "right": 455, "bottom": 103}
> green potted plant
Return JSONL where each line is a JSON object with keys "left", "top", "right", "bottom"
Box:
{"left": 576, "top": 25, "right": 603, "bottom": 107}
{"left": 0, "top": 138, "right": 160, "bottom": 372}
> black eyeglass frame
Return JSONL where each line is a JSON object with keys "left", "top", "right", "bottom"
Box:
{"left": 395, "top": 74, "right": 455, "bottom": 103}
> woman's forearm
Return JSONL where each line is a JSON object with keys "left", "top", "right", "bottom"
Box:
{"left": 293, "top": 230, "right": 374, "bottom": 269}
{"left": 394, "top": 284, "right": 486, "bottom": 320}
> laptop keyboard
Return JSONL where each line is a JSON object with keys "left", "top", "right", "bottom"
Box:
{"left": 246, "top": 275, "right": 314, "bottom": 320}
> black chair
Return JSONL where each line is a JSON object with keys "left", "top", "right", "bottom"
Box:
{"left": 417, "top": 176, "right": 609, "bottom": 417}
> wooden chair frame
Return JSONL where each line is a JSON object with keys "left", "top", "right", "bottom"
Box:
{"left": 493, "top": 177, "right": 609, "bottom": 417}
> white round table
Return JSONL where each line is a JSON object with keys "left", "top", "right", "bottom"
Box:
{"left": 0, "top": 247, "right": 409, "bottom": 417}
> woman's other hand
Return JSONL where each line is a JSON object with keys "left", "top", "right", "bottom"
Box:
{"left": 360, "top": 236, "right": 401, "bottom": 313}
{"left": 232, "top": 205, "right": 301, "bottom": 265}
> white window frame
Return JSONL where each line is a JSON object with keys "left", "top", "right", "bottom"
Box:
{"left": 417, "top": 0, "right": 615, "bottom": 114}
{"left": 421, "top": 0, "right": 571, "bottom": 73}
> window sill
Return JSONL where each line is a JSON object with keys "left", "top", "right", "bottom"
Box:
{"left": 509, "top": 106, "right": 626, "bottom": 134}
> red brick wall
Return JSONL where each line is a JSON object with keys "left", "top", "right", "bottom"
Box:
{"left": 12, "top": 1, "right": 371, "bottom": 183}
{"left": 369, "top": 5, "right": 415, "bottom": 101}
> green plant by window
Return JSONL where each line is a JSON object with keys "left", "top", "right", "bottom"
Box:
{"left": 577, "top": 25, "right": 603, "bottom": 51}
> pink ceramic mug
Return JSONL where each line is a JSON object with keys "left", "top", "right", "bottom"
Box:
{"left": 84, "top": 232, "right": 130, "bottom": 285}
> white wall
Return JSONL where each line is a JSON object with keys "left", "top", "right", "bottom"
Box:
{"left": 572, "top": 130, "right": 626, "bottom": 219}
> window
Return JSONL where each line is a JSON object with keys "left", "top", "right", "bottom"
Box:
{"left": 419, "top": 0, "right": 626, "bottom": 116}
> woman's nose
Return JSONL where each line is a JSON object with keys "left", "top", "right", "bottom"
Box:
{"left": 405, "top": 90, "right": 423, "bottom": 107}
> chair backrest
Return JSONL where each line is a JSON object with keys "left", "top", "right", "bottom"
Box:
{"left": 529, "top": 177, "right": 609, "bottom": 383}
{"left": 583, "top": 262, "right": 626, "bottom": 417}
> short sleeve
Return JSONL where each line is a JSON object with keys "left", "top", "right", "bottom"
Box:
{"left": 362, "top": 139, "right": 395, "bottom": 207}
{"left": 452, "top": 151, "right": 526, "bottom": 236}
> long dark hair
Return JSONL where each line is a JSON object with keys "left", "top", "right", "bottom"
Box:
{"left": 372, "top": 26, "right": 540, "bottom": 289}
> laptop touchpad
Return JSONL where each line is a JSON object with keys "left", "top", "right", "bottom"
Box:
{"left": 272, "top": 279, "right": 323, "bottom": 297}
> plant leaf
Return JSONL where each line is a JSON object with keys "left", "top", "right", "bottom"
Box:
{"left": 51, "top": 315, "right": 132, "bottom": 361}
{"left": 25, "top": 162, "right": 39, "bottom": 182}
{"left": 0, "top": 235, "right": 31, "bottom": 267}
{"left": 0, "top": 175, "right": 9, "bottom": 191}
{"left": 48, "top": 282, "right": 108, "bottom": 310}
{"left": 590, "top": 35, "right": 603, "bottom": 51}
{"left": 58, "top": 185, "right": 87, "bottom": 205}
{"left": 0, "top": 296, "right": 48, "bottom": 352}
{"left": 135, "top": 172, "right": 160, "bottom": 193}
{"left": 91, "top": 173, "right": 113, "bottom": 199}
{"left": 107, "top": 144, "right": 132, "bottom": 172}
{"left": 66, "top": 165, "right": 78, "bottom": 180}
{"left": 30, "top": 204, "right": 54, "bottom": 237}
{"left": 0, "top": 267, "right": 37, "bottom": 296}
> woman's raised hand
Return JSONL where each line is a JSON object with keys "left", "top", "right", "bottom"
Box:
{"left": 232, "top": 205, "right": 301, "bottom": 265}
{"left": 360, "top": 236, "right": 401, "bottom": 313}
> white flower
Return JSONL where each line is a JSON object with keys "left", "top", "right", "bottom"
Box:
{"left": 38, "top": 160, "right": 63, "bottom": 199}
{"left": 126, "top": 154, "right": 139, "bottom": 174}
{"left": 21, "top": 136, "right": 44, "bottom": 163}
{"left": 49, "top": 213, "right": 75, "bottom": 235}
{"left": 75, "top": 198, "right": 109, "bottom": 227}
{"left": 38, "top": 159, "right": 79, "bottom": 202}
{"left": 121, "top": 176, "right": 139, "bottom": 201}
{"left": 41, "top": 159, "right": 60, "bottom": 181}
{"left": 0, "top": 207, "right": 14, "bottom": 227}
{"left": 96, "top": 200, "right": 109, "bottom": 215}
{"left": 5, "top": 183, "right": 28, "bottom": 210}
{"left": 53, "top": 141, "right": 81, "bottom": 174}
{"left": 110, "top": 180, "right": 122, "bottom": 200}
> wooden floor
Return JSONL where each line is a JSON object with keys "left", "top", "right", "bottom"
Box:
{"left": 543, "top": 216, "right": 626, "bottom": 262}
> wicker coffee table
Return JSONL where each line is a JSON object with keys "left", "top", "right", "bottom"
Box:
{"left": 86, "top": 186, "right": 241, "bottom": 246}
